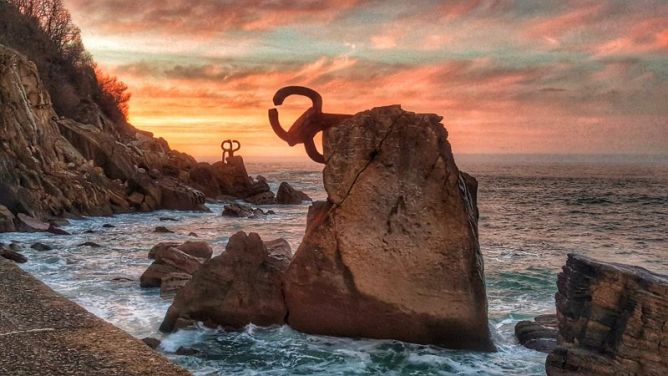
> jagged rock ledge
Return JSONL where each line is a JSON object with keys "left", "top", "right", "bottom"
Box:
{"left": 0, "top": 258, "right": 190, "bottom": 375}
{"left": 546, "top": 254, "right": 668, "bottom": 375}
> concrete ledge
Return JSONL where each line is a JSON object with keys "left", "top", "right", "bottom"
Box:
{"left": 0, "top": 259, "right": 190, "bottom": 375}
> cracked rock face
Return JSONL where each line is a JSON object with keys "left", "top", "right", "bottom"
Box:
{"left": 284, "top": 105, "right": 494, "bottom": 351}
{"left": 546, "top": 254, "right": 668, "bottom": 375}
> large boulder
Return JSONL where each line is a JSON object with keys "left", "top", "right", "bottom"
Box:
{"left": 283, "top": 106, "right": 494, "bottom": 351}
{"left": 276, "top": 182, "right": 311, "bottom": 204}
{"left": 160, "top": 232, "right": 291, "bottom": 332}
{"left": 546, "top": 254, "right": 668, "bottom": 375}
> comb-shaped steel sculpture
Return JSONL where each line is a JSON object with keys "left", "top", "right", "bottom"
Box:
{"left": 268, "top": 86, "right": 351, "bottom": 163}
{"left": 221, "top": 139, "right": 241, "bottom": 163}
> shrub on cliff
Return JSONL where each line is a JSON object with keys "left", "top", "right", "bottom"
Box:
{"left": 0, "top": 0, "right": 130, "bottom": 126}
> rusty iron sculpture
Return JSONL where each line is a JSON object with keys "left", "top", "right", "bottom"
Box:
{"left": 221, "top": 139, "right": 241, "bottom": 163}
{"left": 268, "top": 86, "right": 352, "bottom": 163}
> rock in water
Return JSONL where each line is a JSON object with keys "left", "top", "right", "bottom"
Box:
{"left": 546, "top": 254, "right": 668, "bottom": 376}
{"left": 515, "top": 314, "right": 558, "bottom": 353}
{"left": 0, "top": 246, "right": 27, "bottom": 263}
{"left": 276, "top": 182, "right": 311, "bottom": 204}
{"left": 283, "top": 106, "right": 494, "bottom": 351}
{"left": 140, "top": 245, "right": 208, "bottom": 288}
{"left": 160, "top": 232, "right": 291, "bottom": 332}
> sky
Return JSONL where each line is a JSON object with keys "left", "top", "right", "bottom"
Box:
{"left": 64, "top": 0, "right": 667, "bottom": 161}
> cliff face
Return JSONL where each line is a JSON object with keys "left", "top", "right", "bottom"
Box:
{"left": 0, "top": 44, "right": 206, "bottom": 229}
{"left": 546, "top": 254, "right": 668, "bottom": 375}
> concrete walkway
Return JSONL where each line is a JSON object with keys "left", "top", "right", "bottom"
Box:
{"left": 0, "top": 259, "right": 191, "bottom": 375}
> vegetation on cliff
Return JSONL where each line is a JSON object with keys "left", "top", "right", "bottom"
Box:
{"left": 0, "top": 0, "right": 130, "bottom": 127}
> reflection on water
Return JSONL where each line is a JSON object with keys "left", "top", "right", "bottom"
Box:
{"left": 2, "top": 158, "right": 666, "bottom": 375}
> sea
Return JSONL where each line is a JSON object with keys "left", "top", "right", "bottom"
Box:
{"left": 2, "top": 154, "right": 667, "bottom": 375}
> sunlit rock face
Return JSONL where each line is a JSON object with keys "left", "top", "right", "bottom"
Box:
{"left": 0, "top": 44, "right": 206, "bottom": 231}
{"left": 284, "top": 105, "right": 495, "bottom": 351}
{"left": 546, "top": 254, "right": 668, "bottom": 376}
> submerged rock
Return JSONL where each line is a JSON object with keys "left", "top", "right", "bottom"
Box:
{"left": 142, "top": 337, "right": 161, "bottom": 349}
{"left": 276, "top": 182, "right": 311, "bottom": 204}
{"left": 154, "top": 226, "right": 174, "bottom": 234}
{"left": 47, "top": 225, "right": 70, "bottom": 235}
{"left": 78, "top": 242, "right": 101, "bottom": 248}
{"left": 175, "top": 347, "right": 198, "bottom": 356}
{"left": 160, "top": 232, "right": 291, "bottom": 332}
{"left": 30, "top": 242, "right": 52, "bottom": 251}
{"left": 0, "top": 247, "right": 27, "bottom": 263}
{"left": 283, "top": 106, "right": 494, "bottom": 351}
{"left": 546, "top": 254, "right": 668, "bottom": 375}
{"left": 515, "top": 314, "right": 558, "bottom": 353}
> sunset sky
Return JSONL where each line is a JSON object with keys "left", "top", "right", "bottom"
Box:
{"left": 64, "top": 0, "right": 667, "bottom": 161}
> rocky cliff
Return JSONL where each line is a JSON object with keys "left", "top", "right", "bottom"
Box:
{"left": 0, "top": 45, "right": 270, "bottom": 232}
{"left": 546, "top": 254, "right": 668, "bottom": 375}
{"left": 0, "top": 44, "right": 207, "bottom": 229}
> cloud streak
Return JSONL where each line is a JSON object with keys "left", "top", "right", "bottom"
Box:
{"left": 64, "top": 0, "right": 668, "bottom": 160}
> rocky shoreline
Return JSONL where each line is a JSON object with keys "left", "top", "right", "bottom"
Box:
{"left": 0, "top": 44, "right": 306, "bottom": 234}
{"left": 0, "top": 258, "right": 190, "bottom": 376}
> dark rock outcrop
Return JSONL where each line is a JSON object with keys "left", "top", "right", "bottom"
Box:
{"left": 546, "top": 254, "right": 668, "bottom": 375}
{"left": 141, "top": 241, "right": 213, "bottom": 288}
{"left": 148, "top": 241, "right": 212, "bottom": 260}
{"left": 142, "top": 337, "right": 161, "bottom": 349}
{"left": 160, "top": 232, "right": 291, "bottom": 332}
{"left": 276, "top": 182, "right": 311, "bottom": 204}
{"left": 30, "top": 242, "right": 52, "bottom": 251}
{"left": 515, "top": 314, "right": 558, "bottom": 353}
{"left": 283, "top": 106, "right": 494, "bottom": 351}
{"left": 222, "top": 203, "right": 273, "bottom": 218}
{"left": 1, "top": 245, "right": 27, "bottom": 263}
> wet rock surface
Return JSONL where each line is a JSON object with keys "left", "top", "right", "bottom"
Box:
{"left": 160, "top": 232, "right": 291, "bottom": 332}
{"left": 276, "top": 182, "right": 311, "bottom": 204}
{"left": 546, "top": 254, "right": 668, "bottom": 375}
{"left": 515, "top": 314, "right": 558, "bottom": 353}
{"left": 283, "top": 106, "right": 494, "bottom": 351}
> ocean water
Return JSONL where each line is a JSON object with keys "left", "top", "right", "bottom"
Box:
{"left": 2, "top": 155, "right": 667, "bottom": 375}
